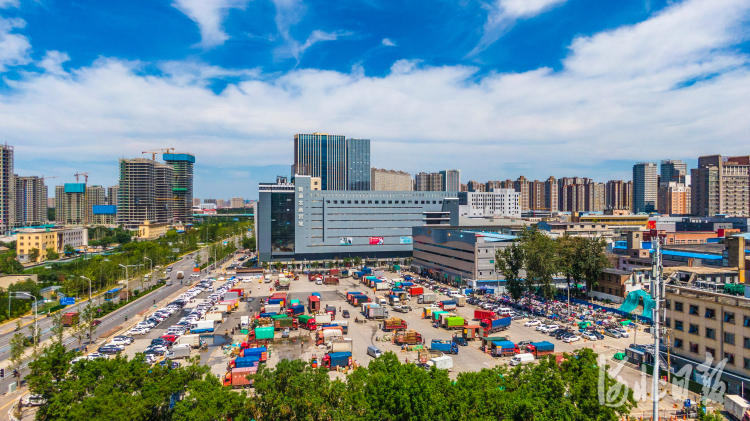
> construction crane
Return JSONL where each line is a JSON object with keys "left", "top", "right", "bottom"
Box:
{"left": 40, "top": 175, "right": 59, "bottom": 181}
{"left": 142, "top": 148, "right": 175, "bottom": 161}
{"left": 74, "top": 172, "right": 89, "bottom": 183}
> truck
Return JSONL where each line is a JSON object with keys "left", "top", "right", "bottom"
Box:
{"left": 526, "top": 341, "right": 555, "bottom": 358}
{"left": 393, "top": 330, "right": 423, "bottom": 345}
{"left": 368, "top": 306, "right": 386, "bottom": 319}
{"left": 275, "top": 278, "right": 290, "bottom": 290}
{"left": 418, "top": 349, "right": 444, "bottom": 363}
{"left": 286, "top": 304, "right": 305, "bottom": 316}
{"left": 350, "top": 294, "right": 370, "bottom": 306}
{"left": 174, "top": 334, "right": 201, "bottom": 348}
{"left": 462, "top": 325, "right": 484, "bottom": 341}
{"left": 240, "top": 316, "right": 250, "bottom": 328}
{"left": 230, "top": 356, "right": 260, "bottom": 369}
{"left": 426, "top": 355, "right": 453, "bottom": 371}
{"left": 474, "top": 309, "right": 496, "bottom": 320}
{"left": 263, "top": 304, "right": 281, "bottom": 314}
{"left": 442, "top": 316, "right": 465, "bottom": 330}
{"left": 62, "top": 312, "right": 79, "bottom": 327}
{"left": 213, "top": 304, "right": 231, "bottom": 313}
{"left": 223, "top": 367, "right": 255, "bottom": 388}
{"left": 273, "top": 316, "right": 299, "bottom": 330}
{"left": 407, "top": 286, "right": 424, "bottom": 296}
{"left": 383, "top": 317, "right": 408, "bottom": 331}
{"left": 509, "top": 353, "right": 535, "bottom": 366}
{"left": 430, "top": 339, "right": 459, "bottom": 354}
{"left": 241, "top": 346, "right": 268, "bottom": 361}
{"left": 491, "top": 340, "right": 516, "bottom": 357}
{"left": 325, "top": 305, "right": 336, "bottom": 318}
{"left": 375, "top": 296, "right": 388, "bottom": 306}
{"left": 224, "top": 291, "right": 240, "bottom": 301}
{"left": 204, "top": 312, "right": 224, "bottom": 323}
{"left": 375, "top": 282, "right": 389, "bottom": 291}
{"left": 438, "top": 300, "right": 457, "bottom": 311}
{"left": 254, "top": 326, "right": 275, "bottom": 340}
{"left": 315, "top": 313, "right": 332, "bottom": 325}
{"left": 165, "top": 346, "right": 191, "bottom": 360}
{"left": 481, "top": 336, "right": 509, "bottom": 352}
{"left": 190, "top": 320, "right": 215, "bottom": 333}
{"left": 323, "top": 351, "right": 352, "bottom": 369}
{"left": 346, "top": 291, "right": 362, "bottom": 301}
{"left": 297, "top": 315, "right": 317, "bottom": 330}
{"left": 453, "top": 295, "right": 467, "bottom": 307}
{"left": 324, "top": 276, "right": 339, "bottom": 285}
{"left": 388, "top": 295, "right": 401, "bottom": 306}
{"left": 328, "top": 338, "right": 353, "bottom": 353}
{"left": 725, "top": 395, "right": 750, "bottom": 421}
{"left": 418, "top": 293, "right": 437, "bottom": 304}
{"left": 177, "top": 271, "right": 184, "bottom": 279}
{"left": 480, "top": 316, "right": 511, "bottom": 333}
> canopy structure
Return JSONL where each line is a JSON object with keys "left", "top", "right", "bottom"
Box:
{"left": 618, "top": 289, "right": 655, "bottom": 316}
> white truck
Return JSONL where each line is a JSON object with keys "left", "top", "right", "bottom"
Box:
{"left": 426, "top": 355, "right": 453, "bottom": 371}
{"left": 204, "top": 312, "right": 224, "bottom": 323}
{"left": 263, "top": 304, "right": 281, "bottom": 314}
{"left": 328, "top": 339, "right": 353, "bottom": 353}
{"left": 375, "top": 283, "right": 389, "bottom": 291}
{"left": 177, "top": 271, "right": 185, "bottom": 279}
{"left": 190, "top": 320, "right": 215, "bottom": 334}
{"left": 453, "top": 295, "right": 467, "bottom": 307}
{"left": 174, "top": 334, "right": 201, "bottom": 348}
{"left": 241, "top": 316, "right": 250, "bottom": 328}
{"left": 165, "top": 346, "right": 191, "bottom": 360}
{"left": 509, "top": 353, "right": 535, "bottom": 366}
{"left": 725, "top": 395, "right": 750, "bottom": 421}
{"left": 315, "top": 313, "right": 332, "bottom": 325}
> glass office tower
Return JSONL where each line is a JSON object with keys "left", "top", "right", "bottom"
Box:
{"left": 346, "top": 138, "right": 370, "bottom": 191}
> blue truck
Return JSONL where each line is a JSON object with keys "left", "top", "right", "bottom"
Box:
{"left": 491, "top": 340, "right": 516, "bottom": 357}
{"left": 430, "top": 339, "right": 459, "bottom": 354}
{"left": 324, "top": 351, "right": 352, "bottom": 369}
{"left": 232, "top": 356, "right": 260, "bottom": 369}
{"left": 287, "top": 304, "right": 305, "bottom": 316}
{"left": 480, "top": 316, "right": 511, "bottom": 333}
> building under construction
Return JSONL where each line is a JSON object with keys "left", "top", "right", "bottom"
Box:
{"left": 0, "top": 144, "right": 14, "bottom": 232}
{"left": 55, "top": 183, "right": 87, "bottom": 225}
{"left": 117, "top": 158, "right": 176, "bottom": 229}
{"left": 163, "top": 153, "right": 195, "bottom": 224}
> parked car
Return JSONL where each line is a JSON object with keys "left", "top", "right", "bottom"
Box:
{"left": 98, "top": 345, "right": 121, "bottom": 355}
{"left": 614, "top": 328, "right": 630, "bottom": 338}
{"left": 563, "top": 335, "right": 581, "bottom": 343}
{"left": 604, "top": 329, "right": 622, "bottom": 338}
{"left": 524, "top": 320, "right": 541, "bottom": 327}
{"left": 593, "top": 331, "right": 605, "bottom": 340}
{"left": 581, "top": 332, "right": 598, "bottom": 341}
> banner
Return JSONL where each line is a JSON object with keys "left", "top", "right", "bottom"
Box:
{"left": 339, "top": 237, "right": 353, "bottom": 246}
{"left": 369, "top": 237, "right": 384, "bottom": 245}
{"left": 399, "top": 236, "right": 413, "bottom": 245}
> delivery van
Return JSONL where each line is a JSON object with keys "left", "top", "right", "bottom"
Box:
{"left": 510, "top": 353, "right": 535, "bottom": 366}
{"left": 367, "top": 346, "right": 382, "bottom": 358}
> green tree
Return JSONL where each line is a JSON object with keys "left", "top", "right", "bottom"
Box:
{"left": 274, "top": 261, "right": 283, "bottom": 270}
{"left": 495, "top": 242, "right": 525, "bottom": 300}
{"left": 352, "top": 256, "right": 363, "bottom": 267}
{"left": 579, "top": 237, "right": 609, "bottom": 298}
{"left": 9, "top": 321, "right": 26, "bottom": 381}
{"left": 29, "top": 248, "right": 40, "bottom": 262}
{"left": 557, "top": 235, "right": 584, "bottom": 295}
{"left": 63, "top": 244, "right": 76, "bottom": 254}
{"left": 522, "top": 227, "right": 559, "bottom": 301}
{"left": 46, "top": 247, "right": 60, "bottom": 261}
{"left": 81, "top": 303, "right": 98, "bottom": 347}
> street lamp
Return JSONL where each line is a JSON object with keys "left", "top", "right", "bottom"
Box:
{"left": 118, "top": 264, "right": 130, "bottom": 301}
{"left": 9, "top": 292, "right": 37, "bottom": 346}
{"left": 80, "top": 276, "right": 92, "bottom": 303}
{"left": 144, "top": 257, "right": 153, "bottom": 286}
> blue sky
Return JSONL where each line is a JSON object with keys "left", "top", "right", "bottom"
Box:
{"left": 0, "top": 0, "right": 748, "bottom": 199}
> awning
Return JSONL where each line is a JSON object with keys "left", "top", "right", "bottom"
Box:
{"left": 106, "top": 288, "right": 122, "bottom": 294}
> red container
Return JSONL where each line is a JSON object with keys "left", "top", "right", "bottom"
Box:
{"left": 474, "top": 309, "right": 496, "bottom": 320}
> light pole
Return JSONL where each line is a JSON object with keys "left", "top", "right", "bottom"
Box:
{"left": 118, "top": 264, "right": 129, "bottom": 301}
{"left": 80, "top": 276, "right": 92, "bottom": 303}
{"left": 144, "top": 257, "right": 152, "bottom": 286}
{"left": 9, "top": 292, "right": 37, "bottom": 345}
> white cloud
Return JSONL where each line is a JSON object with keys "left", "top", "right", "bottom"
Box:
{"left": 2, "top": 0, "right": 750, "bottom": 195}
{"left": 382, "top": 38, "right": 396, "bottom": 47}
{"left": 172, "top": 0, "right": 251, "bottom": 48}
{"left": 0, "top": 16, "right": 30, "bottom": 70}
{"left": 469, "top": 0, "right": 566, "bottom": 56}
{"left": 38, "top": 51, "right": 70, "bottom": 76}
{"left": 0, "top": 0, "right": 18, "bottom": 8}
{"left": 270, "top": 0, "right": 350, "bottom": 61}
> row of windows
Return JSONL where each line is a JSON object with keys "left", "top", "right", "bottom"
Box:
{"left": 673, "top": 339, "right": 740, "bottom": 366}
{"left": 669, "top": 301, "right": 719, "bottom": 320}
{"left": 325, "top": 200, "right": 441, "bottom": 205}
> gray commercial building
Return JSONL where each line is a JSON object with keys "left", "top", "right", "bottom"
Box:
{"left": 633, "top": 162, "right": 658, "bottom": 213}
{"left": 257, "top": 175, "right": 455, "bottom": 262}
{"left": 346, "top": 138, "right": 370, "bottom": 191}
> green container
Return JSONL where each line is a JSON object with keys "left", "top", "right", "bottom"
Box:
{"left": 271, "top": 314, "right": 288, "bottom": 319}
{"left": 298, "top": 315, "right": 314, "bottom": 324}
{"left": 432, "top": 311, "right": 448, "bottom": 321}
{"left": 445, "top": 317, "right": 464, "bottom": 327}
{"left": 290, "top": 299, "right": 300, "bottom": 306}
{"left": 255, "top": 326, "right": 275, "bottom": 340}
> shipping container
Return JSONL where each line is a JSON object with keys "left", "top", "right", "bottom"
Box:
{"left": 254, "top": 326, "right": 275, "bottom": 340}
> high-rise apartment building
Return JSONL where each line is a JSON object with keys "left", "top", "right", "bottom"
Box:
{"left": 529, "top": 180, "right": 545, "bottom": 210}
{"left": 0, "top": 144, "right": 14, "bottom": 232}
{"left": 585, "top": 182, "right": 605, "bottom": 212}
{"left": 605, "top": 180, "right": 633, "bottom": 210}
{"left": 293, "top": 133, "right": 347, "bottom": 190}
{"left": 467, "top": 181, "right": 485, "bottom": 192}
{"left": 230, "top": 197, "right": 245, "bottom": 208}
{"left": 55, "top": 183, "right": 86, "bottom": 225}
{"left": 15, "top": 176, "right": 46, "bottom": 227}
{"left": 107, "top": 185, "right": 119, "bottom": 206}
{"left": 661, "top": 159, "right": 688, "bottom": 184}
{"left": 514, "top": 176, "right": 530, "bottom": 211}
{"left": 658, "top": 181, "right": 689, "bottom": 215}
{"left": 414, "top": 170, "right": 460, "bottom": 192}
{"left": 440, "top": 170, "right": 461, "bottom": 192}
{"left": 371, "top": 168, "right": 412, "bottom": 191}
{"left": 633, "top": 162, "right": 658, "bottom": 213}
{"left": 414, "top": 172, "right": 430, "bottom": 191}
{"left": 163, "top": 153, "right": 194, "bottom": 223}
{"left": 691, "top": 155, "right": 750, "bottom": 217}
{"left": 429, "top": 172, "right": 444, "bottom": 192}
{"left": 118, "top": 158, "right": 174, "bottom": 229}
{"left": 154, "top": 163, "right": 174, "bottom": 223}
{"left": 544, "top": 177, "right": 558, "bottom": 211}
{"left": 346, "top": 138, "right": 370, "bottom": 190}
{"left": 85, "top": 185, "right": 107, "bottom": 224}
{"left": 486, "top": 181, "right": 502, "bottom": 191}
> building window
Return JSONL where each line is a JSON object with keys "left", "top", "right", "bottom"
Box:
{"left": 706, "top": 347, "right": 715, "bottom": 358}
{"left": 725, "top": 332, "right": 735, "bottom": 345}
{"left": 706, "top": 328, "right": 715, "bottom": 340}
{"left": 674, "top": 338, "right": 683, "bottom": 349}
{"left": 725, "top": 312, "right": 736, "bottom": 324}
{"left": 689, "top": 324, "right": 699, "bottom": 335}
{"left": 689, "top": 305, "right": 699, "bottom": 315}
{"left": 745, "top": 358, "right": 750, "bottom": 370}
{"left": 705, "top": 308, "right": 716, "bottom": 319}
{"left": 664, "top": 318, "right": 671, "bottom": 328}
{"left": 674, "top": 320, "right": 683, "bottom": 331}
{"left": 744, "top": 337, "right": 750, "bottom": 349}
{"left": 689, "top": 342, "right": 699, "bottom": 353}
{"left": 665, "top": 299, "right": 671, "bottom": 310}
{"left": 745, "top": 316, "right": 750, "bottom": 327}
{"left": 725, "top": 352, "right": 735, "bottom": 365}
{"left": 675, "top": 302, "right": 683, "bottom": 312}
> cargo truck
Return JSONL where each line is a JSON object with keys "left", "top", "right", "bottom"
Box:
{"left": 254, "top": 326, "right": 275, "bottom": 340}
{"left": 418, "top": 349, "right": 444, "bottom": 363}
{"left": 174, "top": 334, "right": 201, "bottom": 348}
{"left": 204, "top": 312, "right": 224, "bottom": 323}
{"left": 350, "top": 294, "right": 370, "bottom": 306}
{"left": 328, "top": 338, "right": 353, "bottom": 353}
{"left": 346, "top": 291, "right": 362, "bottom": 301}
{"left": 297, "top": 315, "right": 317, "bottom": 330}
{"left": 526, "top": 341, "right": 555, "bottom": 358}
{"left": 229, "top": 356, "right": 260, "bottom": 369}
{"left": 407, "top": 286, "right": 424, "bottom": 296}
{"left": 241, "top": 315, "right": 250, "bottom": 328}
{"left": 224, "top": 291, "right": 240, "bottom": 301}
{"left": 325, "top": 305, "right": 336, "bottom": 318}
{"left": 438, "top": 300, "right": 457, "bottom": 311}
{"left": 241, "top": 346, "right": 268, "bottom": 361}
{"left": 323, "top": 351, "right": 352, "bottom": 369}
{"left": 388, "top": 295, "right": 401, "bottom": 306}
{"left": 430, "top": 339, "right": 459, "bottom": 354}
{"left": 315, "top": 313, "right": 333, "bottom": 325}
{"left": 324, "top": 276, "right": 339, "bottom": 285}
{"left": 190, "top": 320, "right": 215, "bottom": 334}
{"left": 308, "top": 295, "right": 321, "bottom": 313}
{"left": 62, "top": 312, "right": 79, "bottom": 327}
{"left": 418, "top": 293, "right": 437, "bottom": 304}
{"left": 453, "top": 295, "right": 466, "bottom": 307}
{"left": 383, "top": 317, "right": 408, "bottom": 331}
{"left": 368, "top": 306, "right": 385, "bottom": 319}
{"left": 275, "top": 278, "right": 290, "bottom": 290}
{"left": 223, "top": 366, "right": 255, "bottom": 388}
{"left": 725, "top": 395, "right": 750, "bottom": 421}
{"left": 165, "top": 346, "right": 191, "bottom": 360}
{"left": 491, "top": 340, "right": 516, "bottom": 357}
{"left": 286, "top": 304, "right": 305, "bottom": 316}
{"left": 393, "top": 330, "right": 423, "bottom": 345}
{"left": 462, "top": 325, "right": 483, "bottom": 341}
{"left": 273, "top": 317, "right": 299, "bottom": 330}
{"left": 375, "top": 296, "right": 387, "bottom": 306}
{"left": 375, "top": 282, "right": 389, "bottom": 291}
{"left": 481, "top": 336, "right": 510, "bottom": 352}
{"left": 480, "top": 316, "right": 511, "bottom": 333}
{"left": 263, "top": 304, "right": 281, "bottom": 314}
{"left": 426, "top": 355, "right": 453, "bottom": 371}
{"left": 474, "top": 309, "right": 496, "bottom": 320}
{"left": 442, "top": 316, "right": 465, "bottom": 330}
{"left": 177, "top": 271, "right": 184, "bottom": 279}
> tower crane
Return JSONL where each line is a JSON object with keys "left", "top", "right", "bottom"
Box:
{"left": 40, "top": 175, "right": 59, "bottom": 181}
{"left": 74, "top": 172, "right": 89, "bottom": 183}
{"left": 142, "top": 148, "right": 175, "bottom": 161}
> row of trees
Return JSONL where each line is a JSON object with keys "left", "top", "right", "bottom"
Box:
{"left": 495, "top": 227, "right": 610, "bottom": 301}
{"left": 26, "top": 342, "right": 637, "bottom": 421}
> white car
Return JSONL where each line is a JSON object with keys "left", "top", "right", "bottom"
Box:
{"left": 129, "top": 327, "right": 148, "bottom": 335}
{"left": 525, "top": 320, "right": 541, "bottom": 327}
{"left": 107, "top": 343, "right": 126, "bottom": 351}
{"left": 109, "top": 338, "right": 130, "bottom": 347}
{"left": 535, "top": 324, "right": 547, "bottom": 331}
{"left": 540, "top": 324, "right": 558, "bottom": 333}
{"left": 22, "top": 394, "right": 46, "bottom": 407}
{"left": 615, "top": 328, "right": 630, "bottom": 338}
{"left": 563, "top": 335, "right": 581, "bottom": 343}
{"left": 86, "top": 352, "right": 107, "bottom": 360}
{"left": 581, "top": 332, "right": 598, "bottom": 341}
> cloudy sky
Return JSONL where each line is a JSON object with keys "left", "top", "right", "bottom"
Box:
{"left": 1, "top": 0, "right": 749, "bottom": 199}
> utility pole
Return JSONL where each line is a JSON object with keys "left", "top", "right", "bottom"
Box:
{"left": 651, "top": 235, "right": 663, "bottom": 420}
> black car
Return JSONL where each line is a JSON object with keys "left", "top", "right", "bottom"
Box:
{"left": 144, "top": 347, "right": 166, "bottom": 356}
{"left": 151, "top": 338, "right": 172, "bottom": 347}
{"left": 98, "top": 345, "right": 121, "bottom": 355}
{"left": 159, "top": 359, "right": 180, "bottom": 369}
{"left": 342, "top": 310, "right": 350, "bottom": 318}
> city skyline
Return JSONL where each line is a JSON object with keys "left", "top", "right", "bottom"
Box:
{"left": 0, "top": 0, "right": 748, "bottom": 198}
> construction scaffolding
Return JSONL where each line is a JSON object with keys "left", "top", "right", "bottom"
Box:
{"left": 163, "top": 153, "right": 194, "bottom": 224}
